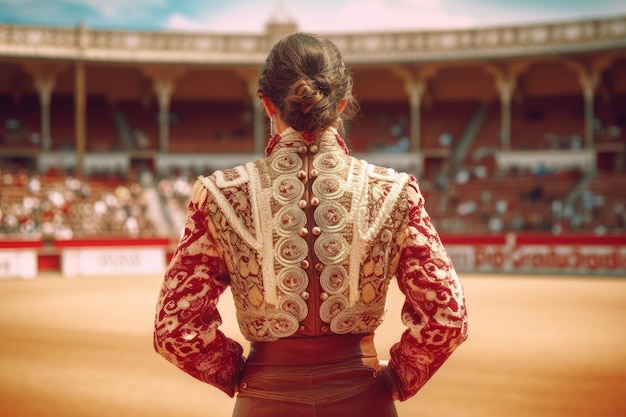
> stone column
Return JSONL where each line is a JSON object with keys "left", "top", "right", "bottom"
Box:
{"left": 566, "top": 57, "right": 613, "bottom": 149}
{"left": 495, "top": 76, "right": 513, "bottom": 151}
{"left": 74, "top": 61, "right": 86, "bottom": 175}
{"left": 581, "top": 77, "right": 595, "bottom": 149}
{"left": 22, "top": 63, "right": 66, "bottom": 151}
{"left": 391, "top": 65, "right": 438, "bottom": 152}
{"left": 485, "top": 62, "right": 527, "bottom": 151}
{"left": 142, "top": 67, "right": 186, "bottom": 153}
{"left": 74, "top": 22, "right": 88, "bottom": 175}
{"left": 154, "top": 80, "right": 174, "bottom": 153}
{"left": 36, "top": 77, "right": 54, "bottom": 151}
{"left": 406, "top": 81, "right": 424, "bottom": 152}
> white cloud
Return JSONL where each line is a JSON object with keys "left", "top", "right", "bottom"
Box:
{"left": 166, "top": 13, "right": 208, "bottom": 32}
{"left": 310, "top": 0, "right": 476, "bottom": 32}
{"left": 165, "top": 2, "right": 270, "bottom": 33}
{"left": 2, "top": 0, "right": 625, "bottom": 33}
{"left": 164, "top": 0, "right": 477, "bottom": 34}
{"left": 162, "top": 0, "right": 626, "bottom": 35}
{"left": 62, "top": 0, "right": 168, "bottom": 19}
{"left": 391, "top": 0, "right": 442, "bottom": 9}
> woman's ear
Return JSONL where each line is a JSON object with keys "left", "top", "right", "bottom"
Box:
{"left": 260, "top": 96, "right": 277, "bottom": 118}
{"left": 337, "top": 99, "right": 347, "bottom": 114}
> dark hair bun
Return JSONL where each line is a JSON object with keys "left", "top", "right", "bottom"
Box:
{"left": 258, "top": 33, "right": 359, "bottom": 135}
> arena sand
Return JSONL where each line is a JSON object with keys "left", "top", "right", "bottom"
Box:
{"left": 0, "top": 272, "right": 625, "bottom": 417}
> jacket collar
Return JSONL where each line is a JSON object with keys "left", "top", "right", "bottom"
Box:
{"left": 265, "top": 127, "right": 350, "bottom": 156}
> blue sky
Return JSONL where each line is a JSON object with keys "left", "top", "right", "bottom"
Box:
{"left": 1, "top": 0, "right": 625, "bottom": 34}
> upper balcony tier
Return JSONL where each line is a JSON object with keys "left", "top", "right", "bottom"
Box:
{"left": 1, "top": 16, "right": 625, "bottom": 65}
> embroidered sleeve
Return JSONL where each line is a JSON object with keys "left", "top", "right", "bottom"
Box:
{"left": 387, "top": 176, "right": 468, "bottom": 401}
{"left": 153, "top": 181, "right": 245, "bottom": 397}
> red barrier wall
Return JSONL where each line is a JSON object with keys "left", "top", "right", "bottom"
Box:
{"left": 2, "top": 234, "right": 625, "bottom": 276}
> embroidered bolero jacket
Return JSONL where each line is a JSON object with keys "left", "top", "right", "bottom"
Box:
{"left": 154, "top": 127, "right": 468, "bottom": 401}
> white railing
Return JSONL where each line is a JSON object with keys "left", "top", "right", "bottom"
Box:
{"left": 333, "top": 17, "right": 626, "bottom": 62}
{"left": 1, "top": 16, "right": 625, "bottom": 64}
{"left": 495, "top": 149, "right": 596, "bottom": 173}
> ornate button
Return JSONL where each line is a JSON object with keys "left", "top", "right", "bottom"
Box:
{"left": 330, "top": 310, "right": 359, "bottom": 334}
{"left": 309, "top": 144, "right": 319, "bottom": 154}
{"left": 320, "top": 265, "right": 347, "bottom": 294}
{"left": 269, "top": 313, "right": 300, "bottom": 338}
{"left": 313, "top": 153, "right": 344, "bottom": 172}
{"left": 277, "top": 206, "right": 306, "bottom": 235}
{"left": 310, "top": 169, "right": 319, "bottom": 178}
{"left": 298, "top": 199, "right": 307, "bottom": 209}
{"left": 279, "top": 295, "right": 308, "bottom": 321}
{"left": 312, "top": 175, "right": 344, "bottom": 199}
{"left": 276, "top": 236, "right": 307, "bottom": 264}
{"left": 380, "top": 228, "right": 393, "bottom": 243}
{"left": 320, "top": 295, "right": 347, "bottom": 323}
{"left": 320, "top": 292, "right": 329, "bottom": 301}
{"left": 299, "top": 227, "right": 309, "bottom": 237}
{"left": 299, "top": 325, "right": 306, "bottom": 332}
{"left": 298, "top": 146, "right": 307, "bottom": 154}
{"left": 314, "top": 201, "right": 346, "bottom": 232}
{"left": 301, "top": 259, "right": 310, "bottom": 269}
{"left": 315, "top": 262, "right": 324, "bottom": 272}
{"left": 321, "top": 325, "right": 329, "bottom": 332}
{"left": 272, "top": 152, "right": 302, "bottom": 173}
{"left": 278, "top": 267, "right": 308, "bottom": 293}
{"left": 274, "top": 176, "right": 304, "bottom": 203}
{"left": 312, "top": 226, "right": 321, "bottom": 236}
{"left": 310, "top": 197, "right": 320, "bottom": 207}
{"left": 314, "top": 234, "right": 348, "bottom": 264}
{"left": 301, "top": 291, "right": 310, "bottom": 300}
{"left": 297, "top": 170, "right": 307, "bottom": 180}
{"left": 241, "top": 382, "right": 248, "bottom": 389}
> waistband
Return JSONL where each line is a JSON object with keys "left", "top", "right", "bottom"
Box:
{"left": 246, "top": 332, "right": 378, "bottom": 367}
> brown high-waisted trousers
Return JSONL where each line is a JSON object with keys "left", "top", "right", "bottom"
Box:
{"left": 232, "top": 332, "right": 398, "bottom": 417}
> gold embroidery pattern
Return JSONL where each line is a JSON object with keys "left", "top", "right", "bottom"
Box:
{"left": 265, "top": 144, "right": 311, "bottom": 338}
{"left": 155, "top": 129, "right": 468, "bottom": 401}
{"left": 200, "top": 128, "right": 411, "bottom": 341}
{"left": 311, "top": 142, "right": 355, "bottom": 333}
{"left": 326, "top": 167, "right": 410, "bottom": 334}
{"left": 319, "top": 265, "right": 348, "bottom": 294}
